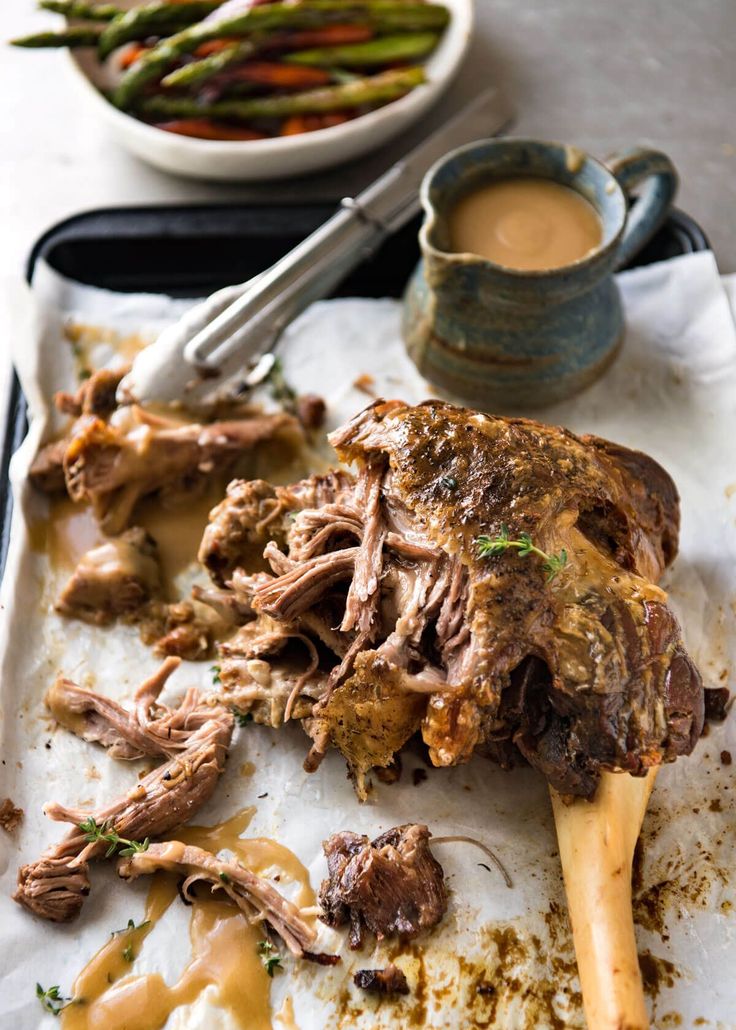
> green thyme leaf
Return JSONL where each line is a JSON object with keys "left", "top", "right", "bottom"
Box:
{"left": 257, "top": 939, "right": 282, "bottom": 977}
{"left": 36, "top": 983, "right": 72, "bottom": 1016}
{"left": 476, "top": 528, "right": 568, "bottom": 582}
{"left": 232, "top": 707, "right": 254, "bottom": 727}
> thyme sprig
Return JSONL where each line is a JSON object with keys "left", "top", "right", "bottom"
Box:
{"left": 257, "top": 939, "right": 282, "bottom": 977}
{"left": 232, "top": 707, "right": 254, "bottom": 727}
{"left": 79, "top": 816, "right": 150, "bottom": 858}
{"left": 477, "top": 525, "right": 568, "bottom": 582}
{"left": 36, "top": 983, "right": 72, "bottom": 1017}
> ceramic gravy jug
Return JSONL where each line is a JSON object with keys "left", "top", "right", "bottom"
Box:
{"left": 402, "top": 138, "right": 678, "bottom": 408}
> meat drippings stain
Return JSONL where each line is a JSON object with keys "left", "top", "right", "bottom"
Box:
{"left": 62, "top": 809, "right": 315, "bottom": 1029}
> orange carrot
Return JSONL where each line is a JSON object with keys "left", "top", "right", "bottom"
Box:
{"left": 194, "top": 37, "right": 242, "bottom": 57}
{"left": 226, "top": 62, "right": 331, "bottom": 87}
{"left": 155, "top": 119, "right": 267, "bottom": 141}
{"left": 277, "top": 24, "right": 374, "bottom": 48}
{"left": 119, "top": 43, "right": 149, "bottom": 69}
{"left": 280, "top": 111, "right": 350, "bottom": 135}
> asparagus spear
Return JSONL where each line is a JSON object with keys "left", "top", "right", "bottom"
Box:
{"left": 113, "top": 1, "right": 447, "bottom": 107}
{"left": 39, "top": 0, "right": 120, "bottom": 19}
{"left": 138, "top": 65, "right": 425, "bottom": 120}
{"left": 98, "top": 1, "right": 221, "bottom": 59}
{"left": 286, "top": 32, "right": 440, "bottom": 67}
{"left": 11, "top": 26, "right": 101, "bottom": 47}
{"left": 161, "top": 40, "right": 253, "bottom": 88}
{"left": 161, "top": 24, "right": 377, "bottom": 90}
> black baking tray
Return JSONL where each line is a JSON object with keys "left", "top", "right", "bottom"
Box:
{"left": 0, "top": 202, "right": 710, "bottom": 576}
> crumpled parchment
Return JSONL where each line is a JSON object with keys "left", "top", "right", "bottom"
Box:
{"left": 0, "top": 251, "right": 734, "bottom": 1029}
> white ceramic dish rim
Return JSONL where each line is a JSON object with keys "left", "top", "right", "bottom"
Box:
{"left": 66, "top": 0, "right": 474, "bottom": 158}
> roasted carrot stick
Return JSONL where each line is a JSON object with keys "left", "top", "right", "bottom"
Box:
{"left": 276, "top": 24, "right": 374, "bottom": 48}
{"left": 119, "top": 43, "right": 149, "bottom": 68}
{"left": 155, "top": 118, "right": 266, "bottom": 140}
{"left": 194, "top": 37, "right": 242, "bottom": 56}
{"left": 280, "top": 111, "right": 350, "bottom": 135}
{"left": 223, "top": 61, "right": 331, "bottom": 87}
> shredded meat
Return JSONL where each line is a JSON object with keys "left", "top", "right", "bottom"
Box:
{"left": 30, "top": 374, "right": 303, "bottom": 535}
{"left": 0, "top": 798, "right": 24, "bottom": 833}
{"left": 319, "top": 823, "right": 447, "bottom": 949}
{"left": 56, "top": 527, "right": 161, "bottom": 625}
{"left": 199, "top": 470, "right": 353, "bottom": 587}
{"left": 118, "top": 841, "right": 316, "bottom": 956}
{"left": 354, "top": 964, "right": 410, "bottom": 996}
{"left": 203, "top": 400, "right": 704, "bottom": 800}
{"left": 29, "top": 368, "right": 128, "bottom": 493}
{"left": 137, "top": 599, "right": 218, "bottom": 661}
{"left": 14, "top": 659, "right": 233, "bottom": 922}
{"left": 64, "top": 408, "right": 301, "bottom": 534}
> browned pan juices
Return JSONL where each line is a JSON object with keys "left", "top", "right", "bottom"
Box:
{"left": 62, "top": 809, "right": 316, "bottom": 1030}
{"left": 37, "top": 488, "right": 222, "bottom": 594}
{"left": 449, "top": 177, "right": 603, "bottom": 271}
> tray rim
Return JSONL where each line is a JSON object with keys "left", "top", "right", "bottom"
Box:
{"left": 2, "top": 200, "right": 712, "bottom": 580}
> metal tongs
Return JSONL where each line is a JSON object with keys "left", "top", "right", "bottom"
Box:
{"left": 118, "top": 87, "right": 513, "bottom": 408}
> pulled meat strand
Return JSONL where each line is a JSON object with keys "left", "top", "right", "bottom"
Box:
{"left": 15, "top": 661, "right": 233, "bottom": 922}
{"left": 118, "top": 841, "right": 316, "bottom": 956}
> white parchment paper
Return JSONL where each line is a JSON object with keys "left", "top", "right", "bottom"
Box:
{"left": 0, "top": 252, "right": 734, "bottom": 1029}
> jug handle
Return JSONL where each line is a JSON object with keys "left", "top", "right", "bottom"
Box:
{"left": 606, "top": 147, "right": 679, "bottom": 271}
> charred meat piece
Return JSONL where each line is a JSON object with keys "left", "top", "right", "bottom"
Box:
{"left": 15, "top": 660, "right": 233, "bottom": 922}
{"left": 354, "top": 964, "right": 410, "bottom": 996}
{"left": 118, "top": 841, "right": 316, "bottom": 956}
{"left": 319, "top": 823, "right": 447, "bottom": 949}
{"left": 704, "top": 686, "right": 730, "bottom": 722}
{"left": 63, "top": 408, "right": 301, "bottom": 534}
{"left": 206, "top": 400, "right": 704, "bottom": 799}
{"left": 55, "top": 367, "right": 126, "bottom": 419}
{"left": 56, "top": 527, "right": 161, "bottom": 625}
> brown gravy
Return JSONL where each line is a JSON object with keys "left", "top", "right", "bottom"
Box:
{"left": 37, "top": 487, "right": 224, "bottom": 597}
{"left": 449, "top": 177, "right": 602, "bottom": 271}
{"left": 61, "top": 809, "right": 316, "bottom": 1030}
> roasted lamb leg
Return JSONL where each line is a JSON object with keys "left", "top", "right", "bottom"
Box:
{"left": 202, "top": 399, "right": 704, "bottom": 801}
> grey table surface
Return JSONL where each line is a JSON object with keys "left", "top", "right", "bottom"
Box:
{"left": 0, "top": 0, "right": 734, "bottom": 292}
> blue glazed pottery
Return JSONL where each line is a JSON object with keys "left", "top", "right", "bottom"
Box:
{"left": 402, "top": 139, "right": 678, "bottom": 409}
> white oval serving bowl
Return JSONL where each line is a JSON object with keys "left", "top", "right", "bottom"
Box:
{"left": 67, "top": 0, "right": 474, "bottom": 182}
